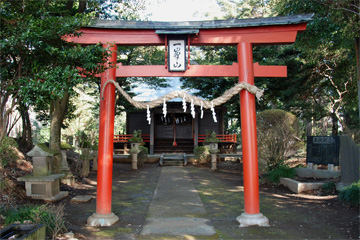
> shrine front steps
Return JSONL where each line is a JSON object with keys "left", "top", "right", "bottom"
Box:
{"left": 154, "top": 139, "right": 194, "bottom": 154}
{"left": 160, "top": 153, "right": 188, "bottom": 166}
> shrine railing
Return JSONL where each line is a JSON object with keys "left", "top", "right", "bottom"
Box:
{"left": 196, "top": 134, "right": 237, "bottom": 143}
{"left": 114, "top": 134, "right": 237, "bottom": 143}
{"left": 114, "top": 134, "right": 150, "bottom": 143}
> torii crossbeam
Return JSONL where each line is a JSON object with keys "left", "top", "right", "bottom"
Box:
{"left": 67, "top": 14, "right": 311, "bottom": 227}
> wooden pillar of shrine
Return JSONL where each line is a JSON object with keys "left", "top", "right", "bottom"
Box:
{"left": 236, "top": 42, "right": 269, "bottom": 227}
{"left": 87, "top": 44, "right": 119, "bottom": 226}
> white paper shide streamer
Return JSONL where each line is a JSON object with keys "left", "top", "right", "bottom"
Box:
{"left": 146, "top": 105, "right": 151, "bottom": 124}
{"left": 211, "top": 102, "right": 217, "bottom": 122}
{"left": 182, "top": 95, "right": 187, "bottom": 112}
{"left": 200, "top": 101, "right": 204, "bottom": 119}
{"left": 162, "top": 98, "right": 167, "bottom": 118}
{"left": 191, "top": 99, "right": 195, "bottom": 118}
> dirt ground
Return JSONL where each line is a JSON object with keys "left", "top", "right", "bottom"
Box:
{"left": 2, "top": 162, "right": 359, "bottom": 239}
{"left": 59, "top": 162, "right": 359, "bottom": 240}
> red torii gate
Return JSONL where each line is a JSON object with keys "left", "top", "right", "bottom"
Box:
{"left": 68, "top": 14, "right": 311, "bottom": 227}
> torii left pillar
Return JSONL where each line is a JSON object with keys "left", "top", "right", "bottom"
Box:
{"left": 87, "top": 44, "right": 119, "bottom": 226}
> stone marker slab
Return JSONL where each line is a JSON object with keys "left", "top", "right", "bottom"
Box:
{"left": 339, "top": 135, "right": 360, "bottom": 184}
{"left": 71, "top": 195, "right": 92, "bottom": 203}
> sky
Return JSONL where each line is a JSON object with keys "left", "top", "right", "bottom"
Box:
{"left": 143, "top": 0, "right": 223, "bottom": 22}
{"left": 133, "top": 0, "right": 224, "bottom": 101}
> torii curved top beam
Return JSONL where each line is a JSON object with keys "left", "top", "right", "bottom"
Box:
{"left": 67, "top": 14, "right": 313, "bottom": 46}
{"left": 67, "top": 14, "right": 312, "bottom": 78}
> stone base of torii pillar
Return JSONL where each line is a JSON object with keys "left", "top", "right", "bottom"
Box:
{"left": 236, "top": 213, "right": 270, "bottom": 227}
{"left": 87, "top": 213, "right": 119, "bottom": 227}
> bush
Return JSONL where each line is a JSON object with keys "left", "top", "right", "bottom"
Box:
{"left": 204, "top": 130, "right": 220, "bottom": 143}
{"left": 138, "top": 146, "right": 148, "bottom": 168}
{"left": 321, "top": 182, "right": 336, "bottom": 194}
{"left": 0, "top": 137, "right": 19, "bottom": 168}
{"left": 338, "top": 181, "right": 360, "bottom": 205}
{"left": 266, "top": 165, "right": 296, "bottom": 183}
{"left": 2, "top": 204, "right": 67, "bottom": 239}
{"left": 129, "top": 130, "right": 143, "bottom": 143}
{"left": 257, "top": 109, "right": 302, "bottom": 171}
{"left": 194, "top": 146, "right": 210, "bottom": 163}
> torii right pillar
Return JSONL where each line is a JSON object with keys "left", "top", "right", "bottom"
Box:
{"left": 236, "top": 42, "right": 270, "bottom": 227}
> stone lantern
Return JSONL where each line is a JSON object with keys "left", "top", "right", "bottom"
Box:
{"left": 208, "top": 143, "right": 219, "bottom": 171}
{"left": 17, "top": 144, "right": 68, "bottom": 201}
{"left": 130, "top": 143, "right": 140, "bottom": 170}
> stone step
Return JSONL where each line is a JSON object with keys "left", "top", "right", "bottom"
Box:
{"left": 160, "top": 153, "right": 188, "bottom": 166}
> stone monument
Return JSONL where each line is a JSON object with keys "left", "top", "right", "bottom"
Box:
{"left": 337, "top": 135, "right": 360, "bottom": 190}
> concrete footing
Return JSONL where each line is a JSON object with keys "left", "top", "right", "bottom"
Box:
{"left": 296, "top": 168, "right": 339, "bottom": 179}
{"left": 280, "top": 178, "right": 323, "bottom": 193}
{"left": 87, "top": 213, "right": 119, "bottom": 227}
{"left": 236, "top": 213, "right": 270, "bottom": 227}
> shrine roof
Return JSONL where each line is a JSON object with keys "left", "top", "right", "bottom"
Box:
{"left": 87, "top": 14, "right": 313, "bottom": 30}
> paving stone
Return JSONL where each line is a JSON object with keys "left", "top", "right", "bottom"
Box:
{"left": 71, "top": 195, "right": 92, "bottom": 203}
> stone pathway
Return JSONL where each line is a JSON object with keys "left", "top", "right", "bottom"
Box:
{"left": 140, "top": 166, "right": 216, "bottom": 237}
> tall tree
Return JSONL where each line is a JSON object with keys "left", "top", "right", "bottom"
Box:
{"left": 1, "top": 0, "right": 109, "bottom": 173}
{"left": 274, "top": 0, "right": 359, "bottom": 137}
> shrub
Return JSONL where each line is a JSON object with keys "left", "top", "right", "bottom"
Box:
{"left": 129, "top": 130, "right": 143, "bottom": 143}
{"left": 204, "top": 130, "right": 220, "bottom": 143}
{"left": 0, "top": 137, "right": 19, "bottom": 168}
{"left": 194, "top": 146, "right": 210, "bottom": 163}
{"left": 321, "top": 182, "right": 336, "bottom": 194}
{"left": 266, "top": 165, "right": 296, "bottom": 183}
{"left": 257, "top": 109, "right": 302, "bottom": 171}
{"left": 138, "top": 146, "right": 148, "bottom": 168}
{"left": 2, "top": 204, "right": 67, "bottom": 239}
{"left": 338, "top": 181, "right": 360, "bottom": 205}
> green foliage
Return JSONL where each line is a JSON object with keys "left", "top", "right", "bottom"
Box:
{"left": 0, "top": 137, "right": 19, "bottom": 168}
{"left": 77, "top": 131, "right": 92, "bottom": 149}
{"left": 137, "top": 146, "right": 148, "bottom": 168}
{"left": 204, "top": 130, "right": 220, "bottom": 143}
{"left": 338, "top": 181, "right": 360, "bottom": 205}
{"left": 257, "top": 109, "right": 302, "bottom": 171}
{"left": 273, "top": 0, "right": 359, "bottom": 136}
{"left": 2, "top": 204, "right": 67, "bottom": 239}
{"left": 129, "top": 130, "right": 143, "bottom": 143}
{"left": 321, "top": 182, "right": 336, "bottom": 194}
{"left": 194, "top": 146, "right": 210, "bottom": 164}
{"left": 266, "top": 165, "right": 296, "bottom": 183}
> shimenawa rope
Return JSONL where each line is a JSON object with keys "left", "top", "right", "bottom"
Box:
{"left": 100, "top": 79, "right": 264, "bottom": 110}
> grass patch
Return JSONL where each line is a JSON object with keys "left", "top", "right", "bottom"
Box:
{"left": 94, "top": 227, "right": 132, "bottom": 237}
{"left": 339, "top": 181, "right": 360, "bottom": 205}
{"left": 266, "top": 165, "right": 296, "bottom": 183}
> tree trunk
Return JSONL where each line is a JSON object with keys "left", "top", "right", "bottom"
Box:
{"left": 331, "top": 113, "right": 338, "bottom": 136}
{"left": 0, "top": 93, "right": 16, "bottom": 143}
{"left": 19, "top": 102, "right": 32, "bottom": 151}
{"left": 355, "top": 37, "right": 360, "bottom": 125}
{"left": 49, "top": 93, "right": 69, "bottom": 174}
{"left": 306, "top": 119, "right": 313, "bottom": 136}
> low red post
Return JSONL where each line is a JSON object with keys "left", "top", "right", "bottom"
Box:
{"left": 236, "top": 42, "right": 269, "bottom": 227}
{"left": 87, "top": 44, "right": 119, "bottom": 226}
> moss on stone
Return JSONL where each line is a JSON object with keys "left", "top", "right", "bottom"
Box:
{"left": 37, "top": 143, "right": 60, "bottom": 155}
{"left": 60, "top": 142, "right": 72, "bottom": 150}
